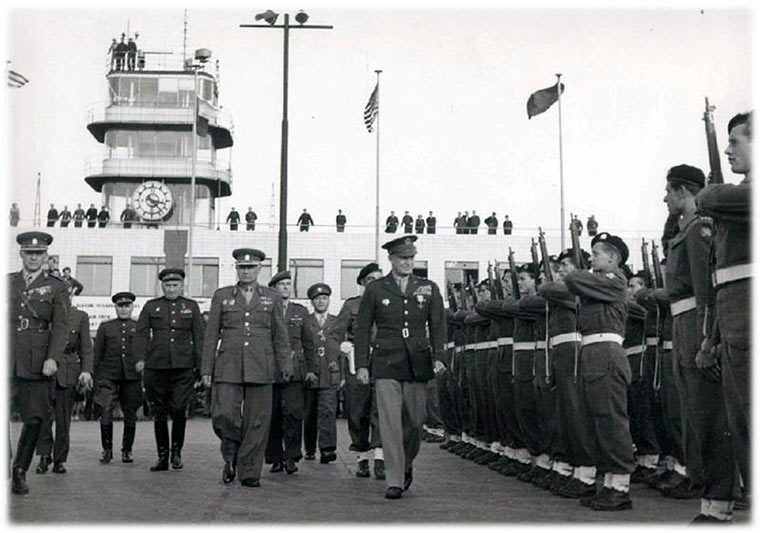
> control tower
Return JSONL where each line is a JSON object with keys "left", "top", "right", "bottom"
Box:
{"left": 84, "top": 45, "right": 233, "bottom": 227}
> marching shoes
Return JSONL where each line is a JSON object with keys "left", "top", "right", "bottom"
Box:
{"left": 241, "top": 478, "right": 260, "bottom": 488}
{"left": 121, "top": 450, "right": 134, "bottom": 463}
{"left": 270, "top": 462, "right": 284, "bottom": 473}
{"left": 52, "top": 462, "right": 67, "bottom": 474}
{"left": 285, "top": 459, "right": 298, "bottom": 474}
{"left": 150, "top": 449, "right": 170, "bottom": 472}
{"left": 222, "top": 461, "right": 236, "bottom": 484}
{"left": 12, "top": 466, "right": 29, "bottom": 495}
{"left": 385, "top": 486, "right": 403, "bottom": 499}
{"left": 170, "top": 448, "right": 183, "bottom": 470}
{"left": 403, "top": 467, "right": 413, "bottom": 491}
{"left": 320, "top": 452, "right": 337, "bottom": 464}
{"left": 35, "top": 455, "right": 52, "bottom": 474}
{"left": 356, "top": 460, "right": 370, "bottom": 478}
{"left": 100, "top": 449, "right": 113, "bottom": 464}
{"left": 374, "top": 459, "right": 386, "bottom": 480}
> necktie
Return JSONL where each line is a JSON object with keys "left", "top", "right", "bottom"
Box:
{"left": 397, "top": 277, "right": 407, "bottom": 294}
{"left": 25, "top": 274, "right": 34, "bottom": 287}
{"left": 243, "top": 286, "right": 253, "bottom": 304}
{"left": 317, "top": 314, "right": 325, "bottom": 327}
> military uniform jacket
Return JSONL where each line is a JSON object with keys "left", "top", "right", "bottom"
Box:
{"left": 85, "top": 207, "right": 98, "bottom": 221}
{"left": 355, "top": 273, "right": 445, "bottom": 382}
{"left": 564, "top": 270, "right": 627, "bottom": 336}
{"left": 94, "top": 318, "right": 140, "bottom": 381}
{"left": 474, "top": 301, "right": 515, "bottom": 373}
{"left": 73, "top": 208, "right": 85, "bottom": 221}
{"left": 9, "top": 270, "right": 70, "bottom": 380}
{"left": 696, "top": 181, "right": 750, "bottom": 270}
{"left": 538, "top": 281, "right": 579, "bottom": 337}
{"left": 277, "top": 301, "right": 316, "bottom": 383}
{"left": 333, "top": 295, "right": 377, "bottom": 374}
{"left": 201, "top": 283, "right": 292, "bottom": 384}
{"left": 58, "top": 307, "right": 94, "bottom": 388}
{"left": 134, "top": 296, "right": 204, "bottom": 370}
{"left": 305, "top": 313, "right": 342, "bottom": 388}
{"left": 623, "top": 299, "right": 647, "bottom": 349}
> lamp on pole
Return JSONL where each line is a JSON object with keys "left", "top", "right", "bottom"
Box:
{"left": 187, "top": 47, "right": 211, "bottom": 294}
{"left": 241, "top": 10, "right": 332, "bottom": 273}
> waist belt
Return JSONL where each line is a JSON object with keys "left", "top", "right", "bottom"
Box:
{"left": 550, "top": 332, "right": 583, "bottom": 348}
{"left": 662, "top": 340, "right": 673, "bottom": 350}
{"left": 670, "top": 296, "right": 696, "bottom": 317}
{"left": 624, "top": 345, "right": 645, "bottom": 356}
{"left": 513, "top": 342, "right": 536, "bottom": 351}
{"left": 581, "top": 333, "right": 623, "bottom": 347}
{"left": 536, "top": 341, "right": 547, "bottom": 349}
{"left": 474, "top": 342, "right": 492, "bottom": 350}
{"left": 497, "top": 337, "right": 514, "bottom": 346}
{"left": 646, "top": 337, "right": 659, "bottom": 346}
{"left": 15, "top": 317, "right": 51, "bottom": 332}
{"left": 715, "top": 263, "right": 752, "bottom": 286}
{"left": 464, "top": 343, "right": 475, "bottom": 351}
{"left": 445, "top": 342, "right": 455, "bottom": 350}
{"left": 454, "top": 346, "right": 463, "bottom": 354}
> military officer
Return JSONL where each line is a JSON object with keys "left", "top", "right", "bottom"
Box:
{"left": 264, "top": 270, "right": 316, "bottom": 475}
{"left": 134, "top": 268, "right": 204, "bottom": 471}
{"left": 201, "top": 249, "right": 292, "bottom": 487}
{"left": 303, "top": 283, "right": 342, "bottom": 464}
{"left": 93, "top": 292, "right": 143, "bottom": 463}
{"left": 564, "top": 232, "right": 635, "bottom": 511}
{"left": 35, "top": 293, "right": 94, "bottom": 474}
{"left": 9, "top": 231, "right": 70, "bottom": 495}
{"left": 332, "top": 262, "right": 386, "bottom": 479}
{"left": 354, "top": 235, "right": 446, "bottom": 499}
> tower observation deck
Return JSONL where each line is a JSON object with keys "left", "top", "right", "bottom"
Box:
{"left": 84, "top": 48, "right": 234, "bottom": 227}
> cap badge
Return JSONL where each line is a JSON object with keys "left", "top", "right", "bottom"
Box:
{"left": 600, "top": 234, "right": 607, "bottom": 240}
{"left": 382, "top": 298, "right": 390, "bottom": 307}
{"left": 244, "top": 254, "right": 251, "bottom": 261}
{"left": 404, "top": 238, "right": 411, "bottom": 245}
{"left": 31, "top": 238, "right": 38, "bottom": 245}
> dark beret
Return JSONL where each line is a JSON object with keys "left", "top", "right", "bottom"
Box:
{"left": 307, "top": 282, "right": 332, "bottom": 300}
{"left": 557, "top": 248, "right": 590, "bottom": 267}
{"left": 356, "top": 262, "right": 382, "bottom": 285}
{"left": 591, "top": 232, "right": 629, "bottom": 266}
{"left": 666, "top": 164, "right": 705, "bottom": 189}
{"left": 158, "top": 268, "right": 185, "bottom": 281}
{"left": 268, "top": 270, "right": 291, "bottom": 288}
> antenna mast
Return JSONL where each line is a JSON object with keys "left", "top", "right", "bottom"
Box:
{"left": 33, "top": 172, "right": 41, "bottom": 227}
{"left": 183, "top": 9, "right": 188, "bottom": 63}
{"left": 269, "top": 182, "right": 276, "bottom": 230}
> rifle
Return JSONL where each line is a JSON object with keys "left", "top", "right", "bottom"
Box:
{"left": 538, "top": 227, "right": 554, "bottom": 282}
{"left": 466, "top": 275, "right": 479, "bottom": 306}
{"left": 508, "top": 247, "right": 521, "bottom": 300}
{"left": 569, "top": 213, "right": 587, "bottom": 270}
{"left": 651, "top": 240, "right": 663, "bottom": 289}
{"left": 641, "top": 238, "right": 654, "bottom": 288}
{"left": 487, "top": 262, "right": 498, "bottom": 301}
{"left": 446, "top": 279, "right": 459, "bottom": 312}
{"left": 530, "top": 238, "right": 540, "bottom": 274}
{"left": 493, "top": 260, "right": 506, "bottom": 300}
{"left": 703, "top": 97, "right": 724, "bottom": 185}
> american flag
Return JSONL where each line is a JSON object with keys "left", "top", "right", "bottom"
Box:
{"left": 7, "top": 64, "right": 29, "bottom": 88}
{"left": 363, "top": 83, "right": 378, "bottom": 132}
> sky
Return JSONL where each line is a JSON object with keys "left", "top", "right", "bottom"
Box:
{"left": 3, "top": 1, "right": 754, "bottom": 238}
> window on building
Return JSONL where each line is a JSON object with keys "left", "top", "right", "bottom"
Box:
{"left": 130, "top": 257, "right": 163, "bottom": 297}
{"left": 290, "top": 259, "right": 324, "bottom": 299}
{"left": 413, "top": 260, "right": 428, "bottom": 279}
{"left": 77, "top": 256, "right": 113, "bottom": 296}
{"left": 257, "top": 259, "right": 273, "bottom": 286}
{"left": 138, "top": 77, "right": 158, "bottom": 106}
{"left": 444, "top": 261, "right": 479, "bottom": 286}
{"left": 340, "top": 260, "right": 372, "bottom": 299}
{"left": 185, "top": 258, "right": 219, "bottom": 298}
{"left": 130, "top": 257, "right": 219, "bottom": 298}
{"left": 157, "top": 77, "right": 179, "bottom": 107}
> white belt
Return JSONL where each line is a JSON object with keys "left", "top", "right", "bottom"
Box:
{"left": 454, "top": 347, "right": 463, "bottom": 354}
{"left": 624, "top": 345, "right": 645, "bottom": 356}
{"left": 670, "top": 296, "right": 696, "bottom": 317}
{"left": 536, "top": 341, "right": 547, "bottom": 349}
{"left": 497, "top": 337, "right": 514, "bottom": 346}
{"left": 662, "top": 341, "right": 673, "bottom": 350}
{"left": 550, "top": 332, "right": 583, "bottom": 348}
{"left": 464, "top": 343, "right": 475, "bottom": 351}
{"left": 445, "top": 342, "right": 455, "bottom": 350}
{"left": 487, "top": 341, "right": 499, "bottom": 349}
{"left": 646, "top": 337, "right": 659, "bottom": 346}
{"left": 513, "top": 342, "right": 536, "bottom": 351}
{"left": 581, "top": 333, "right": 624, "bottom": 347}
{"left": 715, "top": 263, "right": 752, "bottom": 286}
{"left": 474, "top": 342, "right": 491, "bottom": 350}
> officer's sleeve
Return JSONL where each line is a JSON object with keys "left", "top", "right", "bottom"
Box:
{"left": 696, "top": 183, "right": 751, "bottom": 220}
{"left": 564, "top": 271, "right": 626, "bottom": 303}
{"left": 201, "top": 291, "right": 222, "bottom": 377}
{"left": 626, "top": 298, "right": 647, "bottom": 321}
{"left": 538, "top": 281, "right": 577, "bottom": 310}
{"left": 301, "top": 309, "right": 318, "bottom": 375}
{"left": 518, "top": 294, "right": 547, "bottom": 316}
{"left": 354, "top": 284, "right": 377, "bottom": 370}
{"left": 47, "top": 283, "right": 70, "bottom": 364}
{"left": 93, "top": 323, "right": 106, "bottom": 377}
{"left": 71, "top": 277, "right": 84, "bottom": 296}
{"left": 331, "top": 300, "right": 354, "bottom": 341}
{"left": 652, "top": 288, "right": 671, "bottom": 308}
{"left": 271, "top": 295, "right": 292, "bottom": 375}
{"left": 685, "top": 221, "right": 715, "bottom": 340}
{"left": 189, "top": 301, "right": 204, "bottom": 368}
{"left": 79, "top": 311, "right": 94, "bottom": 374}
{"left": 428, "top": 283, "right": 446, "bottom": 362}
{"left": 634, "top": 288, "right": 659, "bottom": 313}
{"left": 133, "top": 304, "right": 151, "bottom": 364}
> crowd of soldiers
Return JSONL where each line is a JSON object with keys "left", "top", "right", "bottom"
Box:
{"left": 8, "top": 111, "right": 751, "bottom": 520}
{"left": 433, "top": 111, "right": 751, "bottom": 522}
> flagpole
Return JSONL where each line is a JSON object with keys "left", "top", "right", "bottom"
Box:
{"left": 374, "top": 70, "right": 382, "bottom": 263}
{"left": 556, "top": 73, "right": 565, "bottom": 249}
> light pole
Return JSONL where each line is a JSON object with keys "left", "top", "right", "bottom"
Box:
{"left": 187, "top": 48, "right": 211, "bottom": 294}
{"left": 240, "top": 10, "right": 332, "bottom": 273}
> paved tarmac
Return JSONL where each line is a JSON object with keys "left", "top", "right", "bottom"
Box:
{"left": 8, "top": 419, "right": 751, "bottom": 524}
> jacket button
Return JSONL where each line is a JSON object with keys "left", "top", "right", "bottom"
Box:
{"left": 244, "top": 341, "right": 249, "bottom": 347}
{"left": 244, "top": 322, "right": 249, "bottom": 327}
{"left": 245, "top": 312, "right": 250, "bottom": 317}
{"left": 404, "top": 310, "right": 408, "bottom": 315}
{"left": 171, "top": 339, "right": 174, "bottom": 342}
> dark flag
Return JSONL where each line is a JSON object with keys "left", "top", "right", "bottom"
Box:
{"left": 526, "top": 81, "right": 564, "bottom": 119}
{"left": 363, "top": 83, "right": 379, "bottom": 132}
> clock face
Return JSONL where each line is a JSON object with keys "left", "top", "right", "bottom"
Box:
{"left": 132, "top": 181, "right": 173, "bottom": 221}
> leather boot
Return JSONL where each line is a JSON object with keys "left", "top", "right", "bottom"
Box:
{"left": 99, "top": 423, "right": 113, "bottom": 463}
{"left": 150, "top": 419, "right": 170, "bottom": 471}
{"left": 170, "top": 444, "right": 183, "bottom": 470}
{"left": 170, "top": 418, "right": 185, "bottom": 469}
{"left": 122, "top": 423, "right": 136, "bottom": 463}
{"left": 374, "top": 459, "right": 386, "bottom": 480}
{"left": 356, "top": 459, "right": 370, "bottom": 478}
{"left": 11, "top": 465, "right": 29, "bottom": 495}
{"left": 16, "top": 423, "right": 42, "bottom": 472}
{"left": 35, "top": 454, "right": 52, "bottom": 474}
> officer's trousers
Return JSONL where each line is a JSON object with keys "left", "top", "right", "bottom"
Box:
{"left": 11, "top": 378, "right": 54, "bottom": 471}
{"left": 657, "top": 348, "right": 685, "bottom": 465}
{"left": 577, "top": 343, "right": 635, "bottom": 475}
{"left": 464, "top": 349, "right": 481, "bottom": 440}
{"left": 303, "top": 386, "right": 338, "bottom": 454}
{"left": 375, "top": 379, "right": 427, "bottom": 489}
{"left": 36, "top": 385, "right": 75, "bottom": 463}
{"left": 513, "top": 350, "right": 541, "bottom": 456}
{"left": 628, "top": 350, "right": 661, "bottom": 457}
{"left": 457, "top": 352, "right": 472, "bottom": 436}
{"left": 344, "top": 375, "right": 382, "bottom": 452}
{"left": 484, "top": 349, "right": 502, "bottom": 443}
{"left": 436, "top": 366, "right": 460, "bottom": 437}
{"left": 212, "top": 382, "right": 272, "bottom": 482}
{"left": 143, "top": 368, "right": 195, "bottom": 421}
{"left": 472, "top": 347, "right": 490, "bottom": 442}
{"left": 552, "top": 342, "right": 594, "bottom": 467}
{"left": 717, "top": 281, "right": 750, "bottom": 494}
{"left": 673, "top": 311, "right": 736, "bottom": 500}
{"left": 265, "top": 381, "right": 305, "bottom": 464}
{"left": 94, "top": 378, "right": 142, "bottom": 425}
{"left": 494, "top": 349, "right": 523, "bottom": 449}
{"left": 534, "top": 345, "right": 559, "bottom": 458}
{"left": 424, "top": 377, "right": 444, "bottom": 430}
